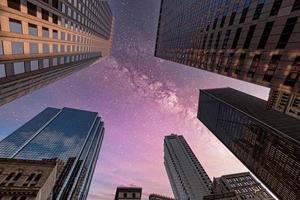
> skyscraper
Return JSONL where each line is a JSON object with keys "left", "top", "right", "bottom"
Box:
{"left": 155, "top": 0, "right": 300, "bottom": 120}
{"left": 164, "top": 134, "right": 212, "bottom": 200}
{"left": 0, "top": 0, "right": 114, "bottom": 106}
{"left": 0, "top": 107, "right": 105, "bottom": 200}
{"left": 204, "top": 172, "right": 274, "bottom": 200}
{"left": 198, "top": 88, "right": 300, "bottom": 200}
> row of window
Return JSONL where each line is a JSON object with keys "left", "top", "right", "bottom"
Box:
{"left": 199, "top": 16, "right": 298, "bottom": 50}
{"left": 189, "top": 52, "right": 299, "bottom": 87}
{"left": 0, "top": 40, "right": 97, "bottom": 56}
{"left": 0, "top": 171, "right": 42, "bottom": 187}
{"left": 0, "top": 53, "right": 100, "bottom": 78}
{"left": 0, "top": 196, "right": 27, "bottom": 200}
{"left": 8, "top": 18, "right": 95, "bottom": 45}
{"left": 205, "top": 0, "right": 300, "bottom": 33}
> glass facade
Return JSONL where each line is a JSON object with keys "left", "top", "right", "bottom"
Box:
{"left": 0, "top": 107, "right": 105, "bottom": 200}
{"left": 198, "top": 88, "right": 300, "bottom": 200}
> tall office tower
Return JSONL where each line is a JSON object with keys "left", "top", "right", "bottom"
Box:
{"left": 0, "top": 158, "right": 57, "bottom": 200}
{"left": 0, "top": 107, "right": 105, "bottom": 200}
{"left": 204, "top": 172, "right": 274, "bottom": 200}
{"left": 164, "top": 134, "right": 212, "bottom": 200}
{"left": 155, "top": 0, "right": 300, "bottom": 120}
{"left": 149, "top": 193, "right": 175, "bottom": 200}
{"left": 0, "top": 0, "right": 114, "bottom": 106}
{"left": 114, "top": 187, "right": 142, "bottom": 200}
{"left": 198, "top": 88, "right": 300, "bottom": 200}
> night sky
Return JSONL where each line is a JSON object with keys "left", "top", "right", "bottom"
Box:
{"left": 0, "top": 1, "right": 270, "bottom": 199}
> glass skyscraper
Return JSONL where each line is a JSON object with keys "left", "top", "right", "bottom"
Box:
{"left": 198, "top": 88, "right": 300, "bottom": 200}
{"left": 0, "top": 107, "right": 105, "bottom": 200}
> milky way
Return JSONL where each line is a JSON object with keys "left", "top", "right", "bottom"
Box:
{"left": 0, "top": 0, "right": 270, "bottom": 199}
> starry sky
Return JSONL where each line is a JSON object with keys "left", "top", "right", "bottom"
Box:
{"left": 0, "top": 0, "right": 271, "bottom": 199}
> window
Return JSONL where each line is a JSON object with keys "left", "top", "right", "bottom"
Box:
{"left": 247, "top": 54, "right": 261, "bottom": 78}
{"left": 258, "top": 21, "right": 274, "bottom": 49}
{"left": 42, "top": 27, "right": 49, "bottom": 38}
{"left": 31, "top": 60, "right": 39, "bottom": 71}
{"left": 208, "top": 33, "right": 214, "bottom": 49}
{"left": 34, "top": 173, "right": 42, "bottom": 182}
{"left": 43, "top": 59, "right": 49, "bottom": 68}
{"left": 222, "top": 30, "right": 231, "bottom": 49}
{"left": 235, "top": 53, "right": 246, "bottom": 74}
{"left": 61, "top": 18, "right": 65, "bottom": 27}
{"left": 216, "top": 53, "right": 225, "bottom": 70}
{"left": 284, "top": 57, "right": 300, "bottom": 87}
{"left": 276, "top": 17, "right": 298, "bottom": 49}
{"left": 42, "top": 9, "right": 49, "bottom": 21}
{"left": 61, "top": 45, "right": 65, "bottom": 52}
{"left": 61, "top": 57, "right": 65, "bottom": 64}
{"left": 53, "top": 44, "right": 58, "bottom": 53}
{"left": 253, "top": 0, "right": 265, "bottom": 20}
{"left": 13, "top": 172, "right": 22, "bottom": 181}
{"left": 27, "top": 2, "right": 37, "bottom": 16}
{"left": 240, "top": 0, "right": 251, "bottom": 23}
{"left": 9, "top": 19, "right": 22, "bottom": 33}
{"left": 270, "top": 0, "right": 283, "bottom": 16}
{"left": 43, "top": 44, "right": 49, "bottom": 53}
{"left": 0, "top": 64, "right": 6, "bottom": 78}
{"left": 52, "top": 0, "right": 59, "bottom": 9}
{"left": 243, "top": 25, "right": 256, "bottom": 49}
{"left": 215, "top": 31, "right": 222, "bottom": 49}
{"left": 213, "top": 17, "right": 218, "bottom": 29}
{"left": 225, "top": 53, "right": 235, "bottom": 72}
{"left": 220, "top": 10, "right": 227, "bottom": 28}
{"left": 232, "top": 28, "right": 242, "bottom": 49}
{"left": 67, "top": 34, "right": 71, "bottom": 41}
{"left": 53, "top": 30, "right": 58, "bottom": 39}
{"left": 202, "top": 34, "right": 208, "bottom": 49}
{"left": 29, "top": 43, "right": 38, "bottom": 54}
{"left": 263, "top": 55, "right": 281, "bottom": 82}
{"left": 229, "top": 3, "right": 239, "bottom": 26}
{"left": 53, "top": 14, "right": 58, "bottom": 24}
{"left": 0, "top": 41, "right": 3, "bottom": 55}
{"left": 12, "top": 42, "right": 23, "bottom": 54}
{"left": 14, "top": 62, "right": 25, "bottom": 74}
{"left": 292, "top": 0, "right": 300, "bottom": 11}
{"left": 8, "top": 0, "right": 20, "bottom": 10}
{"left": 61, "top": 32, "right": 65, "bottom": 40}
{"left": 28, "top": 23, "right": 38, "bottom": 36}
{"left": 53, "top": 57, "right": 58, "bottom": 65}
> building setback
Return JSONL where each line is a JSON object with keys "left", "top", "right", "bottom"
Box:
{"left": 0, "top": 107, "right": 105, "bottom": 200}
{"left": 155, "top": 0, "right": 300, "bottom": 120}
{"left": 204, "top": 172, "right": 274, "bottom": 200}
{"left": 114, "top": 187, "right": 142, "bottom": 200}
{"left": 0, "top": 0, "right": 114, "bottom": 106}
{"left": 0, "top": 158, "right": 57, "bottom": 200}
{"left": 164, "top": 134, "right": 212, "bottom": 200}
{"left": 198, "top": 87, "right": 300, "bottom": 200}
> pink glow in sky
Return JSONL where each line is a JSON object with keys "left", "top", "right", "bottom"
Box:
{"left": 0, "top": 0, "right": 270, "bottom": 199}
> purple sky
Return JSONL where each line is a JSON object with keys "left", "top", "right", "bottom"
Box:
{"left": 0, "top": 0, "right": 270, "bottom": 199}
